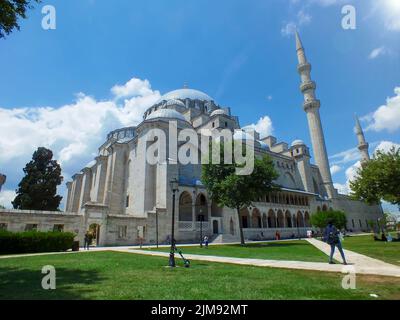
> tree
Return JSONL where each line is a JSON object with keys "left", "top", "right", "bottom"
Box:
{"left": 310, "top": 210, "right": 347, "bottom": 230}
{"left": 0, "top": 0, "right": 41, "bottom": 38}
{"left": 350, "top": 147, "right": 400, "bottom": 208}
{"left": 202, "top": 144, "right": 279, "bottom": 245}
{"left": 12, "top": 147, "right": 63, "bottom": 211}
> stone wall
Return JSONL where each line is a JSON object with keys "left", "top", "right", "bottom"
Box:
{"left": 0, "top": 209, "right": 85, "bottom": 242}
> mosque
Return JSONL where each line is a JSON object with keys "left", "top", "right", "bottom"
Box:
{"left": 0, "top": 32, "right": 382, "bottom": 246}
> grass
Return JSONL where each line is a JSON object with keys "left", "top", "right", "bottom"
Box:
{"left": 343, "top": 234, "right": 400, "bottom": 266}
{"left": 143, "top": 240, "right": 330, "bottom": 263}
{"left": 1, "top": 251, "right": 399, "bottom": 300}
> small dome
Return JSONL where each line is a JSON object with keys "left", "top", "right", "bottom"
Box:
{"left": 165, "top": 99, "right": 186, "bottom": 108}
{"left": 258, "top": 141, "right": 270, "bottom": 151}
{"left": 210, "top": 109, "right": 228, "bottom": 117}
{"left": 157, "top": 88, "right": 214, "bottom": 103}
{"left": 291, "top": 139, "right": 305, "bottom": 147}
{"left": 146, "top": 109, "right": 186, "bottom": 122}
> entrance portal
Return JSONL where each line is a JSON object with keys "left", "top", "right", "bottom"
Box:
{"left": 213, "top": 220, "right": 219, "bottom": 234}
{"left": 89, "top": 223, "right": 100, "bottom": 246}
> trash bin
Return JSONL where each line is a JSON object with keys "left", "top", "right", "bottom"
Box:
{"left": 72, "top": 241, "right": 79, "bottom": 251}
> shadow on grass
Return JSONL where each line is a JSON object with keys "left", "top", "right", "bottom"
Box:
{"left": 0, "top": 266, "right": 105, "bottom": 300}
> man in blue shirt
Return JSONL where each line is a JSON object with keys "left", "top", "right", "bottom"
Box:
{"left": 323, "top": 220, "right": 348, "bottom": 265}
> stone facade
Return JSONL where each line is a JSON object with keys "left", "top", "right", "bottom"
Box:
{"left": 0, "top": 33, "right": 383, "bottom": 246}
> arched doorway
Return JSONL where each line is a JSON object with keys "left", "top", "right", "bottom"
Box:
{"left": 304, "top": 212, "right": 310, "bottom": 227}
{"left": 277, "top": 210, "right": 284, "bottom": 228}
{"left": 213, "top": 220, "right": 219, "bottom": 234}
{"left": 240, "top": 208, "right": 250, "bottom": 229}
{"left": 252, "top": 208, "right": 262, "bottom": 228}
{"left": 89, "top": 223, "right": 100, "bottom": 246}
{"left": 285, "top": 210, "right": 292, "bottom": 228}
{"left": 195, "top": 193, "right": 208, "bottom": 221}
{"left": 179, "top": 192, "right": 192, "bottom": 221}
{"left": 268, "top": 210, "right": 276, "bottom": 228}
{"left": 296, "top": 212, "right": 304, "bottom": 228}
{"left": 230, "top": 218, "right": 235, "bottom": 235}
{"left": 322, "top": 205, "right": 328, "bottom": 212}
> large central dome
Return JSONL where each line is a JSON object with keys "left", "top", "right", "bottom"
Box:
{"left": 157, "top": 88, "right": 214, "bottom": 103}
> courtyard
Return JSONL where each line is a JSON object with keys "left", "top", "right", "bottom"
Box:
{"left": 0, "top": 234, "right": 399, "bottom": 300}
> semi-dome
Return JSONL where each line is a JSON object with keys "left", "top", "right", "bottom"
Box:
{"left": 291, "top": 139, "right": 305, "bottom": 147}
{"left": 146, "top": 109, "right": 186, "bottom": 121}
{"left": 164, "top": 99, "right": 186, "bottom": 108}
{"left": 258, "top": 141, "right": 270, "bottom": 151}
{"left": 157, "top": 88, "right": 214, "bottom": 103}
{"left": 210, "top": 109, "right": 228, "bottom": 117}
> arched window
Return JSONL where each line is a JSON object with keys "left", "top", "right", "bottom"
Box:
{"left": 240, "top": 208, "right": 250, "bottom": 229}
{"left": 195, "top": 193, "right": 208, "bottom": 221}
{"left": 252, "top": 209, "right": 262, "bottom": 228}
{"left": 268, "top": 210, "right": 276, "bottom": 228}
{"left": 285, "top": 210, "right": 292, "bottom": 228}
{"left": 304, "top": 212, "right": 310, "bottom": 227}
{"left": 297, "top": 211, "right": 304, "bottom": 228}
{"left": 277, "top": 210, "right": 284, "bottom": 228}
{"left": 179, "top": 192, "right": 192, "bottom": 221}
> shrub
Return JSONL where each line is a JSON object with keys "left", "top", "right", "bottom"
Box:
{"left": 310, "top": 210, "right": 347, "bottom": 230}
{"left": 0, "top": 231, "right": 75, "bottom": 254}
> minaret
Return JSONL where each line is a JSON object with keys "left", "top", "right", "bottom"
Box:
{"left": 354, "top": 115, "right": 370, "bottom": 163}
{"left": 295, "top": 31, "right": 336, "bottom": 198}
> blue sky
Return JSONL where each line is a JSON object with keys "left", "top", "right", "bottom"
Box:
{"left": 0, "top": 0, "right": 399, "bottom": 213}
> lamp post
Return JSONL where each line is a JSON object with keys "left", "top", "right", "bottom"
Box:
{"left": 199, "top": 212, "right": 204, "bottom": 248}
{"left": 297, "top": 215, "right": 300, "bottom": 240}
{"left": 169, "top": 178, "right": 179, "bottom": 268}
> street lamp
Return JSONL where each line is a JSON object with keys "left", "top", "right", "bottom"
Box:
{"left": 297, "top": 215, "right": 300, "bottom": 240}
{"left": 169, "top": 178, "right": 179, "bottom": 268}
{"left": 199, "top": 211, "right": 204, "bottom": 248}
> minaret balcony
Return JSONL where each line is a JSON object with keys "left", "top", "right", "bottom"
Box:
{"left": 297, "top": 63, "right": 311, "bottom": 74}
{"left": 358, "top": 143, "right": 369, "bottom": 150}
{"left": 300, "top": 81, "right": 316, "bottom": 93}
{"left": 303, "top": 99, "right": 320, "bottom": 112}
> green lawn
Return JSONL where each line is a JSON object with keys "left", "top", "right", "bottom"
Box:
{"left": 1, "top": 251, "right": 399, "bottom": 300}
{"left": 343, "top": 235, "right": 400, "bottom": 266}
{"left": 143, "top": 240, "right": 330, "bottom": 263}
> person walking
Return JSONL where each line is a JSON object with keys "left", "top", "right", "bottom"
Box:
{"left": 204, "top": 236, "right": 209, "bottom": 248}
{"left": 323, "top": 220, "right": 348, "bottom": 265}
{"left": 84, "top": 231, "right": 91, "bottom": 250}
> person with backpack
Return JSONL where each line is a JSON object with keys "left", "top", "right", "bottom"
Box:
{"left": 323, "top": 220, "right": 348, "bottom": 265}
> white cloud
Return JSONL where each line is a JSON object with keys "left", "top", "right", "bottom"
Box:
{"left": 333, "top": 140, "right": 400, "bottom": 196}
{"left": 333, "top": 161, "right": 361, "bottom": 195}
{"left": 0, "top": 77, "right": 161, "bottom": 208}
{"left": 368, "top": 46, "right": 388, "bottom": 59}
{"left": 365, "top": 87, "right": 400, "bottom": 132}
{"left": 281, "top": 10, "right": 312, "bottom": 36}
{"left": 374, "top": 140, "right": 400, "bottom": 154}
{"left": 111, "top": 78, "right": 156, "bottom": 100}
{"left": 0, "top": 190, "right": 16, "bottom": 209}
{"left": 381, "top": 0, "right": 400, "bottom": 31}
{"left": 330, "top": 165, "right": 342, "bottom": 175}
{"left": 329, "top": 147, "right": 360, "bottom": 165}
{"left": 243, "top": 116, "right": 274, "bottom": 139}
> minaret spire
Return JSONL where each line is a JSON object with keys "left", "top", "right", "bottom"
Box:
{"left": 295, "top": 31, "right": 336, "bottom": 199}
{"left": 354, "top": 115, "right": 370, "bottom": 163}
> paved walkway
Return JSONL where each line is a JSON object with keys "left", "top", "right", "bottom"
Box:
{"left": 110, "top": 245, "right": 400, "bottom": 277}
{"left": 306, "top": 238, "right": 400, "bottom": 278}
